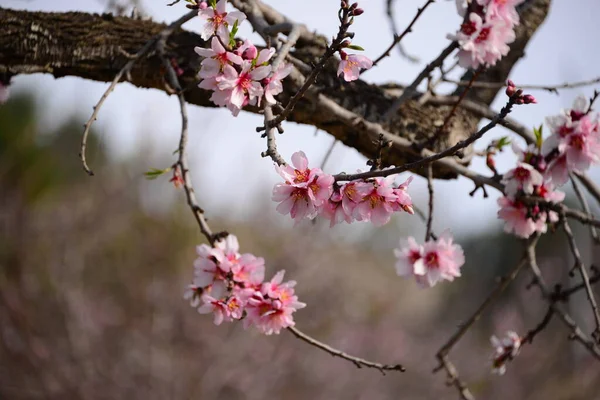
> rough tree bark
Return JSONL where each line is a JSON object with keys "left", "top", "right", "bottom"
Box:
{"left": 0, "top": 1, "right": 550, "bottom": 178}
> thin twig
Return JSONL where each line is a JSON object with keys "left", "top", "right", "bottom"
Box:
{"left": 429, "top": 96, "right": 536, "bottom": 144}
{"left": 526, "top": 238, "right": 600, "bottom": 360}
{"left": 420, "top": 68, "right": 482, "bottom": 149}
{"left": 320, "top": 137, "right": 338, "bottom": 171}
{"left": 436, "top": 355, "right": 475, "bottom": 400}
{"left": 425, "top": 164, "right": 434, "bottom": 241}
{"left": 259, "top": 6, "right": 354, "bottom": 131}
{"left": 442, "top": 75, "right": 600, "bottom": 93}
{"left": 287, "top": 326, "right": 405, "bottom": 374}
{"left": 574, "top": 172, "right": 600, "bottom": 209}
{"left": 80, "top": 10, "right": 197, "bottom": 176}
{"left": 382, "top": 0, "right": 420, "bottom": 64}
{"left": 383, "top": 41, "right": 458, "bottom": 121}
{"left": 372, "top": 0, "right": 435, "bottom": 68}
{"left": 157, "top": 14, "right": 215, "bottom": 244}
{"left": 570, "top": 173, "right": 599, "bottom": 244}
{"left": 561, "top": 212, "right": 600, "bottom": 342}
{"left": 336, "top": 95, "right": 518, "bottom": 182}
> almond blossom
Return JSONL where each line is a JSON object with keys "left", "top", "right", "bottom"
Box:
{"left": 218, "top": 60, "right": 271, "bottom": 113}
{"left": 490, "top": 331, "right": 522, "bottom": 375}
{"left": 198, "top": 0, "right": 246, "bottom": 43}
{"left": 541, "top": 95, "right": 600, "bottom": 185}
{"left": 185, "top": 234, "right": 304, "bottom": 334}
{"left": 497, "top": 197, "right": 548, "bottom": 238}
{"left": 449, "top": 0, "right": 521, "bottom": 69}
{"left": 337, "top": 52, "right": 373, "bottom": 82}
{"left": 394, "top": 233, "right": 465, "bottom": 288}
{"left": 264, "top": 63, "right": 293, "bottom": 105}
{"left": 194, "top": 37, "right": 242, "bottom": 79}
{"left": 353, "top": 176, "right": 398, "bottom": 226}
{"left": 501, "top": 162, "right": 544, "bottom": 198}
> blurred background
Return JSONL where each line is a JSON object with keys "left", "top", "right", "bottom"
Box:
{"left": 1, "top": 0, "right": 600, "bottom": 399}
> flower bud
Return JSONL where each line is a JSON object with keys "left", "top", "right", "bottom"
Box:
{"left": 352, "top": 7, "right": 364, "bottom": 15}
{"left": 523, "top": 94, "right": 537, "bottom": 104}
{"left": 505, "top": 80, "right": 516, "bottom": 97}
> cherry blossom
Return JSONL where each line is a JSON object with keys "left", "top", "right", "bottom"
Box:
{"left": 490, "top": 331, "right": 522, "bottom": 375}
{"left": 337, "top": 52, "right": 373, "bottom": 82}
{"left": 394, "top": 233, "right": 465, "bottom": 288}
{"left": 198, "top": 0, "right": 246, "bottom": 43}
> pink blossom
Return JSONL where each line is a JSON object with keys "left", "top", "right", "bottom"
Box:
{"left": 485, "top": 0, "right": 525, "bottom": 26}
{"left": 394, "top": 237, "right": 424, "bottom": 277}
{"left": 218, "top": 61, "right": 271, "bottom": 112}
{"left": 501, "top": 162, "right": 544, "bottom": 198}
{"left": 337, "top": 53, "right": 373, "bottom": 82}
{"left": 198, "top": 0, "right": 246, "bottom": 43}
{"left": 183, "top": 284, "right": 203, "bottom": 307}
{"left": 390, "top": 176, "right": 414, "bottom": 214}
{"left": 497, "top": 197, "right": 547, "bottom": 238}
{"left": 490, "top": 331, "right": 522, "bottom": 375}
{"left": 275, "top": 151, "right": 313, "bottom": 186}
{"left": 264, "top": 63, "right": 292, "bottom": 104}
{"left": 353, "top": 176, "right": 397, "bottom": 226}
{"left": 193, "top": 246, "right": 230, "bottom": 288}
{"left": 245, "top": 293, "right": 305, "bottom": 335}
{"left": 230, "top": 254, "right": 265, "bottom": 288}
{"left": 450, "top": 12, "right": 515, "bottom": 69}
{"left": 272, "top": 152, "right": 334, "bottom": 222}
{"left": 340, "top": 180, "right": 372, "bottom": 216}
{"left": 544, "top": 154, "right": 570, "bottom": 186}
{"left": 320, "top": 189, "right": 353, "bottom": 227}
{"left": 196, "top": 281, "right": 229, "bottom": 325}
{"left": 194, "top": 37, "right": 242, "bottom": 78}
{"left": 272, "top": 185, "right": 318, "bottom": 221}
{"left": 394, "top": 233, "right": 465, "bottom": 288}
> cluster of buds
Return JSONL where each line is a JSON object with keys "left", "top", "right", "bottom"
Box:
{"left": 505, "top": 80, "right": 536, "bottom": 104}
{"left": 449, "top": 0, "right": 524, "bottom": 69}
{"left": 336, "top": 2, "right": 372, "bottom": 82}
{"left": 185, "top": 235, "right": 305, "bottom": 334}
{"left": 272, "top": 151, "right": 414, "bottom": 227}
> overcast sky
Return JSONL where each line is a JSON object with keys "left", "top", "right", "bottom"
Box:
{"left": 4, "top": 0, "right": 600, "bottom": 240}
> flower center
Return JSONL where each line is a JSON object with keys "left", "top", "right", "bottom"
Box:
{"left": 461, "top": 21, "right": 477, "bottom": 36}
{"left": 513, "top": 167, "right": 530, "bottom": 181}
{"left": 424, "top": 252, "right": 439, "bottom": 268}
{"left": 569, "top": 134, "right": 584, "bottom": 150}
{"left": 475, "top": 27, "right": 491, "bottom": 43}
{"left": 294, "top": 169, "right": 310, "bottom": 183}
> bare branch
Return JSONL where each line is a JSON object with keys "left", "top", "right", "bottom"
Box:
{"left": 443, "top": 75, "right": 600, "bottom": 93}
{"left": 287, "top": 327, "right": 405, "bottom": 374}
{"left": 425, "top": 164, "right": 434, "bottom": 241}
{"left": 79, "top": 10, "right": 197, "bottom": 176}
{"left": 383, "top": 41, "right": 458, "bottom": 120}
{"left": 372, "top": 0, "right": 435, "bottom": 68}
{"left": 561, "top": 213, "right": 600, "bottom": 342}
{"left": 570, "top": 174, "right": 599, "bottom": 244}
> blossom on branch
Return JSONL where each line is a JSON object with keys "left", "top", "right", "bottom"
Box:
{"left": 185, "top": 234, "right": 304, "bottom": 334}
{"left": 197, "top": 0, "right": 246, "bottom": 43}
{"left": 394, "top": 232, "right": 465, "bottom": 288}
{"left": 337, "top": 52, "right": 373, "bottom": 82}
{"left": 490, "top": 331, "right": 522, "bottom": 375}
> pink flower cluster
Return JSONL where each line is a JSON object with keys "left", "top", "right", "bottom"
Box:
{"left": 497, "top": 95, "right": 600, "bottom": 238}
{"left": 449, "top": 0, "right": 524, "bottom": 69}
{"left": 272, "top": 151, "right": 414, "bottom": 227}
{"left": 394, "top": 232, "right": 465, "bottom": 288}
{"left": 195, "top": 2, "right": 291, "bottom": 116}
{"left": 184, "top": 235, "right": 305, "bottom": 334}
{"left": 490, "top": 331, "right": 521, "bottom": 375}
{"left": 542, "top": 95, "right": 600, "bottom": 185}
